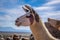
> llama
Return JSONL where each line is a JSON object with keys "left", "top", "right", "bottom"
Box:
{"left": 48, "top": 18, "right": 60, "bottom": 31}
{"left": 15, "top": 5, "right": 60, "bottom": 40}
{"left": 13, "top": 34, "right": 20, "bottom": 40}
{"left": 45, "top": 22, "right": 60, "bottom": 39}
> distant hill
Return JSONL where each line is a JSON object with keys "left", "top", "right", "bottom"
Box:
{"left": 0, "top": 27, "right": 31, "bottom": 33}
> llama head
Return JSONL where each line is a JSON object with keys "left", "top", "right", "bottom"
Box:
{"left": 15, "top": 5, "right": 39, "bottom": 26}
{"left": 48, "top": 18, "right": 60, "bottom": 29}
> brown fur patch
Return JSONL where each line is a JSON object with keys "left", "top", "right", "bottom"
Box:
{"left": 26, "top": 14, "right": 34, "bottom": 25}
{"left": 56, "top": 21, "right": 60, "bottom": 28}
{"left": 56, "top": 21, "right": 60, "bottom": 25}
{"left": 32, "top": 9, "right": 39, "bottom": 22}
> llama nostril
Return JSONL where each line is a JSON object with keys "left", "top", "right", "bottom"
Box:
{"left": 16, "top": 20, "right": 18, "bottom": 23}
{"left": 17, "top": 18, "right": 19, "bottom": 20}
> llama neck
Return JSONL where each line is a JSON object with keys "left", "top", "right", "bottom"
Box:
{"left": 30, "top": 19, "right": 57, "bottom": 40}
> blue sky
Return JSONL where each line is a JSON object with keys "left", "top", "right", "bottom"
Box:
{"left": 0, "top": 0, "right": 60, "bottom": 32}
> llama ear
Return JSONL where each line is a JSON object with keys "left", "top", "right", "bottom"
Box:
{"left": 22, "top": 7, "right": 29, "bottom": 12}
{"left": 24, "top": 5, "right": 32, "bottom": 11}
{"left": 48, "top": 18, "right": 51, "bottom": 21}
{"left": 22, "top": 5, "right": 33, "bottom": 13}
{"left": 25, "top": 5, "right": 36, "bottom": 14}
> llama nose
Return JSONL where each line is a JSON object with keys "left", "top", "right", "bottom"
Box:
{"left": 16, "top": 20, "right": 19, "bottom": 23}
{"left": 16, "top": 18, "right": 19, "bottom": 23}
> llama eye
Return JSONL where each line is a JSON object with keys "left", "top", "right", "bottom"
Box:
{"left": 26, "top": 9, "right": 30, "bottom": 13}
{"left": 26, "top": 10, "right": 29, "bottom": 12}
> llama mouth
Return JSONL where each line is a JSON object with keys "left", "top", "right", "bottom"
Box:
{"left": 15, "top": 22, "right": 21, "bottom": 27}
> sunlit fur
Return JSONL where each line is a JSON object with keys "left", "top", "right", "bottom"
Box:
{"left": 15, "top": 5, "right": 60, "bottom": 40}
{"left": 48, "top": 18, "right": 60, "bottom": 31}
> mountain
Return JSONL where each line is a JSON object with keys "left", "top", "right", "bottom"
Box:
{"left": 0, "top": 27, "right": 31, "bottom": 32}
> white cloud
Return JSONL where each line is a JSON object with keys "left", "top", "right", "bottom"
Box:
{"left": 34, "top": 0, "right": 60, "bottom": 11}
{"left": 33, "top": 0, "right": 60, "bottom": 22}
{"left": 44, "top": 0, "right": 60, "bottom": 6}
{"left": 13, "top": 26, "right": 30, "bottom": 30}
{"left": 0, "top": 0, "right": 25, "bottom": 9}
{"left": 0, "top": 5, "right": 27, "bottom": 28}
{"left": 0, "top": 4, "right": 31, "bottom": 31}
{"left": 38, "top": 11, "right": 60, "bottom": 22}
{"left": 41, "top": 11, "right": 60, "bottom": 18}
{"left": 0, "top": 5, "right": 25, "bottom": 21}
{"left": 0, "top": 0, "right": 60, "bottom": 30}
{"left": 34, "top": 6, "right": 54, "bottom": 12}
